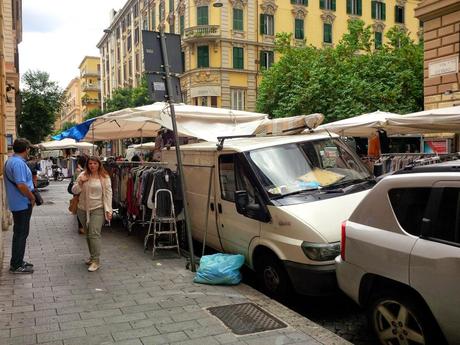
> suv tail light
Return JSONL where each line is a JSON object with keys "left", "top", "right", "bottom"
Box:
{"left": 341, "top": 220, "right": 347, "bottom": 260}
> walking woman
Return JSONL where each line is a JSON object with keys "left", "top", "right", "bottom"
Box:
{"left": 72, "top": 156, "right": 112, "bottom": 272}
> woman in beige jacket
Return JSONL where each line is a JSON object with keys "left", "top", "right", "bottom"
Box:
{"left": 72, "top": 156, "right": 112, "bottom": 272}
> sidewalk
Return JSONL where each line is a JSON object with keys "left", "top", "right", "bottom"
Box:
{"left": 0, "top": 181, "right": 350, "bottom": 345}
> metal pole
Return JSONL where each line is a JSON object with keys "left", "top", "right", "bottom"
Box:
{"left": 202, "top": 167, "right": 214, "bottom": 257}
{"left": 158, "top": 29, "right": 196, "bottom": 272}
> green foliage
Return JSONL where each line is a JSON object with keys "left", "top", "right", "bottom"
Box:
{"left": 61, "top": 121, "right": 76, "bottom": 130}
{"left": 104, "top": 77, "right": 151, "bottom": 113}
{"left": 18, "top": 70, "right": 65, "bottom": 143}
{"left": 257, "top": 20, "right": 423, "bottom": 122}
{"left": 84, "top": 108, "right": 103, "bottom": 121}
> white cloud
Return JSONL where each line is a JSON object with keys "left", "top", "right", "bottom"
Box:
{"left": 19, "top": 0, "right": 127, "bottom": 90}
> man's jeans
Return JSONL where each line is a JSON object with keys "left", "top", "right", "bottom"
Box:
{"left": 10, "top": 205, "right": 33, "bottom": 269}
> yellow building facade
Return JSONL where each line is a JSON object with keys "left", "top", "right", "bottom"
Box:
{"left": 98, "top": 0, "right": 421, "bottom": 112}
{"left": 79, "top": 56, "right": 101, "bottom": 117}
{"left": 58, "top": 78, "right": 82, "bottom": 127}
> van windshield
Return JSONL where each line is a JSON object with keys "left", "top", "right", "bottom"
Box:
{"left": 247, "top": 138, "right": 371, "bottom": 197}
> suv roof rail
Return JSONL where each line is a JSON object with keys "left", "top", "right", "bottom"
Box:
{"left": 393, "top": 161, "right": 460, "bottom": 175}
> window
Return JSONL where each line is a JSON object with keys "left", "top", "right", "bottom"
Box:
{"left": 169, "top": 0, "right": 174, "bottom": 13}
{"left": 233, "top": 47, "right": 244, "bottom": 69}
{"left": 260, "top": 14, "right": 274, "bottom": 35}
{"left": 260, "top": 50, "right": 274, "bottom": 70}
{"left": 389, "top": 188, "right": 431, "bottom": 236}
{"left": 295, "top": 19, "right": 304, "bottom": 39}
{"left": 233, "top": 8, "right": 243, "bottom": 31}
{"left": 133, "top": 3, "right": 139, "bottom": 17}
{"left": 375, "top": 31, "right": 382, "bottom": 49}
{"left": 211, "top": 96, "right": 218, "bottom": 107}
{"left": 371, "top": 1, "right": 386, "bottom": 20}
{"left": 180, "top": 15, "right": 185, "bottom": 35}
{"left": 320, "top": 0, "right": 336, "bottom": 11}
{"left": 219, "top": 154, "right": 256, "bottom": 203}
{"left": 197, "top": 46, "right": 209, "bottom": 68}
{"left": 152, "top": 7, "right": 156, "bottom": 29}
{"left": 231, "top": 89, "right": 245, "bottom": 110}
{"left": 427, "top": 188, "right": 460, "bottom": 245}
{"left": 197, "top": 6, "right": 208, "bottom": 25}
{"left": 127, "top": 34, "right": 132, "bottom": 51}
{"left": 134, "top": 27, "right": 139, "bottom": 45}
{"left": 346, "top": 0, "right": 362, "bottom": 15}
{"left": 395, "top": 5, "right": 405, "bottom": 24}
{"left": 323, "top": 23, "right": 332, "bottom": 43}
{"left": 291, "top": 0, "right": 307, "bottom": 5}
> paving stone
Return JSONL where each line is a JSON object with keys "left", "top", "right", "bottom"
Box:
{"left": 2, "top": 334, "right": 37, "bottom": 345}
{"left": 156, "top": 320, "right": 201, "bottom": 334}
{"left": 63, "top": 334, "right": 114, "bottom": 345}
{"left": 10, "top": 323, "right": 60, "bottom": 337}
{"left": 140, "top": 331, "right": 189, "bottom": 345}
{"left": 35, "top": 313, "right": 81, "bottom": 326}
{"left": 112, "top": 326, "right": 160, "bottom": 341}
{"left": 37, "top": 328, "right": 86, "bottom": 343}
{"left": 59, "top": 317, "right": 105, "bottom": 330}
{"left": 172, "top": 336, "right": 221, "bottom": 345}
{"left": 85, "top": 322, "right": 132, "bottom": 336}
{"left": 103, "top": 312, "right": 146, "bottom": 325}
{"left": 80, "top": 308, "right": 123, "bottom": 320}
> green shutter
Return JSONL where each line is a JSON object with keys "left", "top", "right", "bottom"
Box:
{"left": 401, "top": 7, "right": 405, "bottom": 23}
{"left": 295, "top": 19, "right": 304, "bottom": 39}
{"left": 375, "top": 31, "right": 382, "bottom": 48}
{"left": 233, "top": 47, "right": 243, "bottom": 69}
{"left": 320, "top": 0, "right": 325, "bottom": 9}
{"left": 346, "top": 0, "right": 351, "bottom": 14}
{"left": 357, "top": 0, "right": 362, "bottom": 15}
{"left": 269, "top": 51, "right": 274, "bottom": 67}
{"left": 260, "top": 51, "right": 265, "bottom": 69}
{"left": 197, "top": 46, "right": 209, "bottom": 68}
{"left": 331, "top": 0, "right": 336, "bottom": 11}
{"left": 371, "top": 1, "right": 376, "bottom": 19}
{"left": 169, "top": 0, "right": 174, "bottom": 13}
{"left": 180, "top": 15, "right": 184, "bottom": 35}
{"left": 197, "top": 6, "right": 208, "bottom": 25}
{"left": 324, "top": 23, "right": 332, "bottom": 43}
{"left": 233, "top": 8, "right": 243, "bottom": 31}
{"left": 260, "top": 14, "right": 265, "bottom": 34}
{"left": 382, "top": 3, "right": 386, "bottom": 20}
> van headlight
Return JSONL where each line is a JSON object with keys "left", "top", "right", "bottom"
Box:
{"left": 301, "top": 241, "right": 341, "bottom": 261}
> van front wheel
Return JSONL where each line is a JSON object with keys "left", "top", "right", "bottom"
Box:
{"left": 256, "top": 253, "right": 290, "bottom": 299}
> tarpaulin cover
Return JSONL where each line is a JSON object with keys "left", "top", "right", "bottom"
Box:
{"left": 38, "top": 138, "right": 96, "bottom": 150}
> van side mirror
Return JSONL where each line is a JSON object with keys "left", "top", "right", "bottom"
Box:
{"left": 234, "top": 190, "right": 270, "bottom": 222}
{"left": 235, "top": 190, "right": 249, "bottom": 214}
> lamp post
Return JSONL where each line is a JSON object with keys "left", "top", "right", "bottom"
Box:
{"left": 158, "top": 26, "right": 196, "bottom": 272}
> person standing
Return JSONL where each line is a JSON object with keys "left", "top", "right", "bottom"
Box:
{"left": 4, "top": 138, "right": 35, "bottom": 274}
{"left": 72, "top": 156, "right": 112, "bottom": 272}
{"left": 70, "top": 155, "right": 88, "bottom": 234}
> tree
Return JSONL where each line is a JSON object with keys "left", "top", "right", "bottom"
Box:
{"left": 104, "top": 77, "right": 151, "bottom": 113}
{"left": 18, "top": 70, "right": 65, "bottom": 143}
{"left": 84, "top": 108, "right": 103, "bottom": 121}
{"left": 256, "top": 20, "right": 423, "bottom": 122}
{"left": 61, "top": 121, "right": 76, "bottom": 130}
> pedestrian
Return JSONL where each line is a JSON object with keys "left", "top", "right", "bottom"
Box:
{"left": 4, "top": 138, "right": 35, "bottom": 274}
{"left": 70, "top": 155, "right": 88, "bottom": 234}
{"left": 71, "top": 156, "right": 112, "bottom": 272}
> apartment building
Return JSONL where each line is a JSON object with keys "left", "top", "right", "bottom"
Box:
{"left": 1, "top": 0, "right": 22, "bottom": 249}
{"left": 79, "top": 56, "right": 102, "bottom": 117}
{"left": 98, "top": 0, "right": 421, "bottom": 112}
{"left": 58, "top": 78, "right": 82, "bottom": 127}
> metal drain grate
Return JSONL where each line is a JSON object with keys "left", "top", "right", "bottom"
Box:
{"left": 208, "top": 302, "right": 287, "bottom": 335}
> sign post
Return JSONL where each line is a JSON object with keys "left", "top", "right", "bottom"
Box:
{"left": 158, "top": 28, "right": 196, "bottom": 272}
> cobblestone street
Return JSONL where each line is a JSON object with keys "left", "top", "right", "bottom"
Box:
{"left": 0, "top": 181, "right": 352, "bottom": 345}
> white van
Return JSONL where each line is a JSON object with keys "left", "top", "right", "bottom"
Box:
{"left": 164, "top": 132, "right": 374, "bottom": 297}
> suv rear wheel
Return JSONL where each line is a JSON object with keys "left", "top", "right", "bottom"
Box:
{"left": 368, "top": 291, "right": 442, "bottom": 345}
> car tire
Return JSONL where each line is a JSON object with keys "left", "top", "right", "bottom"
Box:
{"left": 368, "top": 291, "right": 444, "bottom": 345}
{"left": 256, "top": 252, "right": 291, "bottom": 299}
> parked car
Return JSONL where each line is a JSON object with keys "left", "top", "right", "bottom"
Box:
{"left": 163, "top": 132, "right": 375, "bottom": 297}
{"left": 336, "top": 161, "right": 460, "bottom": 345}
{"left": 36, "top": 173, "right": 49, "bottom": 189}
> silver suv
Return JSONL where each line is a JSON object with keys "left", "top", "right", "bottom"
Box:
{"left": 335, "top": 161, "right": 460, "bottom": 345}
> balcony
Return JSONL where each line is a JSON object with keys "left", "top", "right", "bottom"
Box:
{"left": 81, "top": 70, "right": 100, "bottom": 78}
{"left": 81, "top": 83, "right": 100, "bottom": 92}
{"left": 81, "top": 97, "right": 100, "bottom": 105}
{"left": 183, "top": 25, "right": 220, "bottom": 43}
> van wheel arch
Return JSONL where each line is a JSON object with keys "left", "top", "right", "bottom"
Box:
{"left": 252, "top": 246, "right": 292, "bottom": 299}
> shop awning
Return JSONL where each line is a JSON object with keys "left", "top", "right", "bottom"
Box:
{"left": 38, "top": 138, "right": 97, "bottom": 150}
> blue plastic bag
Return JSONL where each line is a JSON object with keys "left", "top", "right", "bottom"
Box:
{"left": 193, "top": 253, "right": 245, "bottom": 285}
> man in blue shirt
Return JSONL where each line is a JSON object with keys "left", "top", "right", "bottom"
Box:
{"left": 4, "top": 138, "right": 36, "bottom": 274}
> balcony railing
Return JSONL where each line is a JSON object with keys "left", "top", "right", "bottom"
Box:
{"left": 183, "top": 25, "right": 220, "bottom": 41}
{"left": 81, "top": 83, "right": 100, "bottom": 92}
{"left": 80, "top": 70, "right": 100, "bottom": 78}
{"left": 81, "top": 98, "right": 100, "bottom": 105}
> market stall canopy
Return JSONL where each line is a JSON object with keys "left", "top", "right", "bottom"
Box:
{"left": 132, "top": 142, "right": 156, "bottom": 149}
{"left": 316, "top": 111, "right": 403, "bottom": 137}
{"left": 38, "top": 138, "right": 96, "bottom": 150}
{"left": 54, "top": 102, "right": 269, "bottom": 142}
{"left": 256, "top": 114, "right": 324, "bottom": 136}
{"left": 387, "top": 106, "right": 460, "bottom": 133}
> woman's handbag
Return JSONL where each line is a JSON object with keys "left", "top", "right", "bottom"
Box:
{"left": 68, "top": 195, "right": 79, "bottom": 214}
{"left": 67, "top": 180, "right": 74, "bottom": 194}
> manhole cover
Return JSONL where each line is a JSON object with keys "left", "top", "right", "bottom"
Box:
{"left": 208, "top": 303, "right": 287, "bottom": 335}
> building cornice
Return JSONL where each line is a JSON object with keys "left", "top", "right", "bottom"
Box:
{"left": 415, "top": 0, "right": 460, "bottom": 21}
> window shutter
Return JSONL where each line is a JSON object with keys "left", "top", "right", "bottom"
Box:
{"left": 402, "top": 7, "right": 405, "bottom": 23}
{"left": 331, "top": 0, "right": 336, "bottom": 11}
{"left": 371, "top": 1, "right": 376, "bottom": 19}
{"left": 320, "top": 0, "right": 325, "bottom": 10}
{"left": 346, "top": 0, "right": 351, "bottom": 14}
{"left": 357, "top": 0, "right": 362, "bottom": 15}
{"left": 260, "top": 51, "right": 265, "bottom": 69}
{"left": 260, "top": 14, "right": 265, "bottom": 34}
{"left": 382, "top": 3, "right": 386, "bottom": 20}
{"left": 269, "top": 51, "right": 274, "bottom": 66}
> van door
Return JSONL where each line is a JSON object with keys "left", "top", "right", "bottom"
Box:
{"left": 410, "top": 182, "right": 460, "bottom": 345}
{"left": 216, "top": 153, "right": 261, "bottom": 258}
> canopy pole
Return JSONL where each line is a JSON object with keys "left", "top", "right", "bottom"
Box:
{"left": 92, "top": 126, "right": 95, "bottom": 155}
{"left": 159, "top": 28, "right": 196, "bottom": 272}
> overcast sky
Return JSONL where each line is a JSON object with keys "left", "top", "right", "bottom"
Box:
{"left": 19, "top": 0, "right": 127, "bottom": 90}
